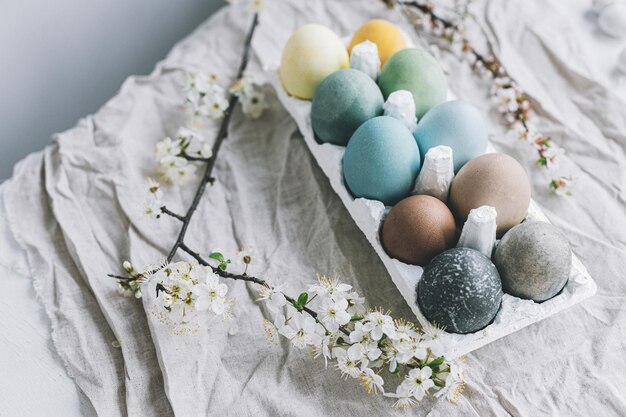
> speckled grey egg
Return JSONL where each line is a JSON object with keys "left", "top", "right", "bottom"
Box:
{"left": 493, "top": 221, "right": 572, "bottom": 302}
{"left": 417, "top": 247, "right": 502, "bottom": 334}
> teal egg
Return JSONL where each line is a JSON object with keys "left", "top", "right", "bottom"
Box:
{"left": 343, "top": 116, "right": 421, "bottom": 205}
{"left": 311, "top": 69, "right": 384, "bottom": 146}
{"left": 413, "top": 100, "right": 488, "bottom": 172}
{"left": 378, "top": 48, "right": 447, "bottom": 118}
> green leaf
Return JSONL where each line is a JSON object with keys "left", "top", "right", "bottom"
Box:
{"left": 428, "top": 356, "right": 445, "bottom": 368}
{"left": 297, "top": 292, "right": 308, "bottom": 307}
{"left": 433, "top": 379, "right": 445, "bottom": 388}
{"left": 209, "top": 252, "right": 224, "bottom": 262}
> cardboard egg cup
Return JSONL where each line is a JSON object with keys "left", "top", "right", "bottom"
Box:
{"left": 270, "top": 72, "right": 597, "bottom": 358}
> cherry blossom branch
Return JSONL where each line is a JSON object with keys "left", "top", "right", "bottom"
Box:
{"left": 395, "top": 0, "right": 574, "bottom": 195}
{"left": 166, "top": 12, "right": 259, "bottom": 262}
{"left": 181, "top": 154, "right": 211, "bottom": 162}
{"left": 160, "top": 206, "right": 185, "bottom": 222}
{"left": 126, "top": 12, "right": 351, "bottom": 336}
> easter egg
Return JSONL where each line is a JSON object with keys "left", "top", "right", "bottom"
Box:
{"left": 343, "top": 116, "right": 421, "bottom": 205}
{"left": 417, "top": 247, "right": 503, "bottom": 334}
{"left": 378, "top": 48, "right": 447, "bottom": 118}
{"left": 279, "top": 24, "right": 349, "bottom": 100}
{"left": 449, "top": 153, "right": 531, "bottom": 237}
{"left": 381, "top": 195, "right": 457, "bottom": 266}
{"left": 413, "top": 100, "right": 488, "bottom": 172}
{"left": 494, "top": 221, "right": 572, "bottom": 302}
{"left": 348, "top": 19, "right": 407, "bottom": 65}
{"left": 311, "top": 69, "right": 384, "bottom": 146}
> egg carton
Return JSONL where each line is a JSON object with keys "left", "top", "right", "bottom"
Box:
{"left": 269, "top": 71, "right": 598, "bottom": 358}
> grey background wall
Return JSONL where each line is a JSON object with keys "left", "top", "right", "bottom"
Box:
{"left": 0, "top": 0, "right": 225, "bottom": 180}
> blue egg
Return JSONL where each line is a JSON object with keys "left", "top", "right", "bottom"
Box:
{"left": 343, "top": 116, "right": 421, "bottom": 205}
{"left": 413, "top": 100, "right": 488, "bottom": 172}
{"left": 312, "top": 69, "right": 384, "bottom": 146}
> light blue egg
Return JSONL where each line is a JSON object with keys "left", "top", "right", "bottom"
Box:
{"left": 343, "top": 116, "right": 421, "bottom": 205}
{"left": 413, "top": 100, "right": 488, "bottom": 172}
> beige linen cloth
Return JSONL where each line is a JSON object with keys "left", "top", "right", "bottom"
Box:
{"left": 1, "top": 0, "right": 624, "bottom": 416}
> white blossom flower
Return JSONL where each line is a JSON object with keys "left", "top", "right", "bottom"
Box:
{"left": 434, "top": 361, "right": 464, "bottom": 401}
{"left": 153, "top": 261, "right": 230, "bottom": 322}
{"left": 277, "top": 312, "right": 321, "bottom": 349}
{"left": 233, "top": 245, "right": 261, "bottom": 275}
{"left": 318, "top": 297, "right": 351, "bottom": 332}
{"left": 185, "top": 72, "right": 218, "bottom": 106}
{"left": 200, "top": 143, "right": 213, "bottom": 159}
{"left": 359, "top": 367, "right": 384, "bottom": 394}
{"left": 345, "top": 291, "right": 365, "bottom": 315}
{"left": 384, "top": 384, "right": 417, "bottom": 409}
{"left": 257, "top": 284, "right": 287, "bottom": 313}
{"left": 144, "top": 178, "right": 163, "bottom": 200}
{"left": 551, "top": 176, "right": 575, "bottom": 196}
{"left": 155, "top": 137, "right": 182, "bottom": 161}
{"left": 348, "top": 323, "right": 382, "bottom": 365}
{"left": 309, "top": 275, "right": 351, "bottom": 301}
{"left": 158, "top": 156, "right": 197, "bottom": 185}
{"left": 402, "top": 366, "right": 435, "bottom": 401}
{"left": 423, "top": 323, "right": 445, "bottom": 340}
{"left": 241, "top": 90, "right": 267, "bottom": 119}
{"left": 333, "top": 346, "right": 362, "bottom": 379}
{"left": 231, "top": 77, "right": 268, "bottom": 119}
{"left": 363, "top": 311, "right": 396, "bottom": 341}
{"left": 496, "top": 87, "right": 519, "bottom": 113}
{"left": 194, "top": 272, "right": 229, "bottom": 315}
{"left": 395, "top": 337, "right": 428, "bottom": 364}
{"left": 123, "top": 260, "right": 133, "bottom": 273}
{"left": 198, "top": 91, "right": 229, "bottom": 119}
{"left": 540, "top": 146, "right": 561, "bottom": 170}
{"left": 349, "top": 321, "right": 370, "bottom": 344}
{"left": 118, "top": 284, "right": 134, "bottom": 298}
{"left": 176, "top": 126, "right": 204, "bottom": 147}
{"left": 312, "top": 331, "right": 333, "bottom": 367}
{"left": 392, "top": 320, "right": 418, "bottom": 342}
{"left": 384, "top": 345, "right": 401, "bottom": 373}
{"left": 142, "top": 197, "right": 162, "bottom": 220}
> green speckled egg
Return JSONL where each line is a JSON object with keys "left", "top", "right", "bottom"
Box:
{"left": 311, "top": 69, "right": 384, "bottom": 146}
{"left": 378, "top": 48, "right": 447, "bottom": 118}
{"left": 417, "top": 247, "right": 503, "bottom": 334}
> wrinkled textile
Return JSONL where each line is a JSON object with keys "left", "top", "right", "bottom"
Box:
{"left": 2, "top": 0, "right": 625, "bottom": 416}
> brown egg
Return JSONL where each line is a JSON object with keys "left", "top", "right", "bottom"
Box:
{"left": 381, "top": 195, "right": 457, "bottom": 266}
{"left": 449, "top": 153, "right": 531, "bottom": 237}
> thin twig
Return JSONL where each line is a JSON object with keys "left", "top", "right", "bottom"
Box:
{"left": 178, "top": 242, "right": 351, "bottom": 336}
{"left": 156, "top": 12, "right": 342, "bottom": 332}
{"left": 165, "top": 12, "right": 259, "bottom": 263}
{"left": 160, "top": 206, "right": 185, "bottom": 222}
{"left": 181, "top": 154, "right": 211, "bottom": 162}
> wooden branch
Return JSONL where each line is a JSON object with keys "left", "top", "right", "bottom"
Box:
{"left": 165, "top": 12, "right": 259, "bottom": 263}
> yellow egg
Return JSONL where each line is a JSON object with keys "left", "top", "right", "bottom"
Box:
{"left": 348, "top": 19, "right": 407, "bottom": 66}
{"left": 279, "top": 24, "right": 349, "bottom": 100}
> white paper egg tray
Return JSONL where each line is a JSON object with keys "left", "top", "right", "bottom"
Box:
{"left": 269, "top": 72, "right": 597, "bottom": 358}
